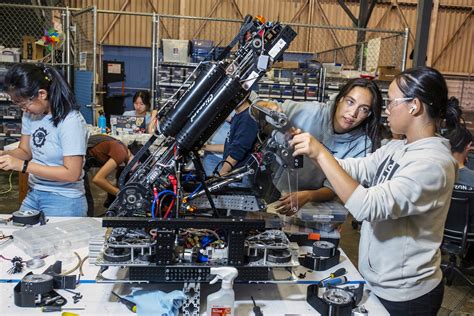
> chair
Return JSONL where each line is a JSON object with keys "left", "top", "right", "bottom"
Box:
{"left": 440, "top": 189, "right": 474, "bottom": 288}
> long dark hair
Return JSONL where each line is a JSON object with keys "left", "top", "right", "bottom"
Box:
{"left": 133, "top": 90, "right": 151, "bottom": 112}
{"left": 333, "top": 78, "right": 383, "bottom": 152}
{"left": 446, "top": 125, "right": 472, "bottom": 154}
{"left": 394, "top": 66, "right": 463, "bottom": 132}
{"left": 5, "top": 63, "right": 79, "bottom": 127}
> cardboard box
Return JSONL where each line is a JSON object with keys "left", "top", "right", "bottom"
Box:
{"left": 22, "top": 36, "right": 44, "bottom": 61}
{"left": 273, "top": 61, "right": 300, "bottom": 69}
{"left": 378, "top": 66, "right": 400, "bottom": 81}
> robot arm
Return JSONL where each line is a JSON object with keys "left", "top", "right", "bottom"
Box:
{"left": 108, "top": 16, "right": 297, "bottom": 217}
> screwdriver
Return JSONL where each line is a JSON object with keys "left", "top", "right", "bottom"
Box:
{"left": 41, "top": 306, "right": 85, "bottom": 312}
{"left": 319, "top": 276, "right": 348, "bottom": 287}
{"left": 251, "top": 296, "right": 263, "bottom": 316}
{"left": 319, "top": 267, "right": 347, "bottom": 283}
{"left": 111, "top": 291, "right": 137, "bottom": 313}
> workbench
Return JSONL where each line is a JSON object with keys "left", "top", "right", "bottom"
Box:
{"left": 0, "top": 216, "right": 389, "bottom": 315}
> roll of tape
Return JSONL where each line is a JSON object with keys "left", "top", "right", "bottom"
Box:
{"left": 312, "top": 241, "right": 336, "bottom": 257}
{"left": 12, "top": 210, "right": 41, "bottom": 225}
{"left": 20, "top": 274, "right": 54, "bottom": 294}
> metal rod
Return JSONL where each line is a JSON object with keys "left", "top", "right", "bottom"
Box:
{"left": 151, "top": 13, "right": 157, "bottom": 110}
{"left": 65, "top": 7, "right": 71, "bottom": 84}
{"left": 92, "top": 6, "right": 97, "bottom": 123}
{"left": 0, "top": 3, "right": 404, "bottom": 34}
{"left": 401, "top": 28, "right": 409, "bottom": 71}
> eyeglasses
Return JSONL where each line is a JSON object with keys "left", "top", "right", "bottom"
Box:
{"left": 343, "top": 96, "right": 372, "bottom": 118}
{"left": 12, "top": 96, "right": 36, "bottom": 110}
{"left": 385, "top": 97, "right": 413, "bottom": 112}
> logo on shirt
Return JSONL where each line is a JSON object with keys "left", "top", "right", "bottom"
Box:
{"left": 372, "top": 155, "right": 400, "bottom": 185}
{"left": 32, "top": 127, "right": 48, "bottom": 148}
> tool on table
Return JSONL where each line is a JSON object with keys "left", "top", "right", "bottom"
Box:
{"left": 41, "top": 306, "right": 84, "bottom": 312}
{"left": 111, "top": 291, "right": 137, "bottom": 313}
{"left": 251, "top": 296, "right": 263, "bottom": 316}
{"left": 319, "top": 276, "right": 348, "bottom": 288}
{"left": 318, "top": 267, "right": 347, "bottom": 285}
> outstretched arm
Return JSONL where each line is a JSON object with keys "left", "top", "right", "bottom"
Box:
{"left": 290, "top": 131, "right": 359, "bottom": 203}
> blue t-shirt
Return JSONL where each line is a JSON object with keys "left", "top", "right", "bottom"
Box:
{"left": 223, "top": 109, "right": 258, "bottom": 169}
{"left": 455, "top": 167, "right": 474, "bottom": 190}
{"left": 21, "top": 111, "right": 88, "bottom": 198}
{"left": 273, "top": 99, "right": 372, "bottom": 192}
{"left": 123, "top": 110, "right": 151, "bottom": 127}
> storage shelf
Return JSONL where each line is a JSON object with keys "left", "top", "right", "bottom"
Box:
{"left": 0, "top": 115, "right": 21, "bottom": 120}
{"left": 0, "top": 133, "right": 21, "bottom": 137}
{"left": 159, "top": 82, "right": 191, "bottom": 88}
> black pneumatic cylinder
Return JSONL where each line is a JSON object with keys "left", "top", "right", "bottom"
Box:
{"left": 160, "top": 62, "right": 226, "bottom": 137}
{"left": 175, "top": 76, "right": 241, "bottom": 153}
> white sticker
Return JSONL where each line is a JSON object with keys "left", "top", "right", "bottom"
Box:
{"left": 243, "top": 71, "right": 259, "bottom": 90}
{"left": 268, "top": 38, "right": 287, "bottom": 59}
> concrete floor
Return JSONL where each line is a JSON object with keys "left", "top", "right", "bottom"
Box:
{"left": 0, "top": 171, "right": 473, "bottom": 314}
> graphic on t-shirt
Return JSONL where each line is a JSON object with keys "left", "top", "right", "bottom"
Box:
{"left": 32, "top": 127, "right": 48, "bottom": 148}
{"left": 373, "top": 154, "right": 400, "bottom": 185}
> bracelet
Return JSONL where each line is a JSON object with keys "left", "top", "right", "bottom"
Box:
{"left": 21, "top": 160, "right": 29, "bottom": 174}
{"left": 222, "top": 160, "right": 234, "bottom": 169}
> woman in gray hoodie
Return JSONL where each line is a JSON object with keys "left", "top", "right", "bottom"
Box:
{"left": 291, "top": 66, "right": 463, "bottom": 315}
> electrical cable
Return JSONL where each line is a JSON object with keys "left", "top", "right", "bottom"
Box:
{"left": 0, "top": 171, "right": 14, "bottom": 194}
{"left": 188, "top": 183, "right": 203, "bottom": 199}
{"left": 163, "top": 199, "right": 175, "bottom": 219}
{"left": 79, "top": 255, "right": 89, "bottom": 276}
{"left": 62, "top": 252, "right": 82, "bottom": 275}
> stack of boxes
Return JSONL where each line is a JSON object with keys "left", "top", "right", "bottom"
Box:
{"left": 157, "top": 63, "right": 197, "bottom": 109}
{"left": 191, "top": 39, "right": 214, "bottom": 63}
{"left": 255, "top": 61, "right": 322, "bottom": 101}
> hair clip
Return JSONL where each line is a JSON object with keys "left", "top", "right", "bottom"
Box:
{"left": 43, "top": 67, "right": 52, "bottom": 81}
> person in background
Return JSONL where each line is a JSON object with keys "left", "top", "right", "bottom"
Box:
{"left": 84, "top": 135, "right": 150, "bottom": 216}
{"left": 0, "top": 63, "right": 88, "bottom": 216}
{"left": 218, "top": 99, "right": 258, "bottom": 187}
{"left": 202, "top": 114, "right": 233, "bottom": 177}
{"left": 291, "top": 66, "right": 464, "bottom": 315}
{"left": 446, "top": 123, "right": 474, "bottom": 189}
{"left": 255, "top": 78, "right": 382, "bottom": 214}
{"left": 123, "top": 90, "right": 152, "bottom": 131}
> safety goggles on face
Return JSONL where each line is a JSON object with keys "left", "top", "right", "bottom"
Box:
{"left": 385, "top": 97, "right": 413, "bottom": 112}
{"left": 12, "top": 95, "right": 36, "bottom": 110}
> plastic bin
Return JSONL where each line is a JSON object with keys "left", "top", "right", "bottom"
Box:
{"left": 12, "top": 218, "right": 105, "bottom": 258}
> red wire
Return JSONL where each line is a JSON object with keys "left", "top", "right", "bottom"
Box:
{"left": 163, "top": 199, "right": 175, "bottom": 219}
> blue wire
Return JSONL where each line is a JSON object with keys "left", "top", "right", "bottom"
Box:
{"left": 151, "top": 195, "right": 159, "bottom": 218}
{"left": 184, "top": 173, "right": 196, "bottom": 182}
{"left": 158, "top": 190, "right": 176, "bottom": 198}
{"left": 189, "top": 183, "right": 202, "bottom": 199}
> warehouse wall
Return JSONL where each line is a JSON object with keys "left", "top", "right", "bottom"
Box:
{"left": 67, "top": 0, "right": 472, "bottom": 76}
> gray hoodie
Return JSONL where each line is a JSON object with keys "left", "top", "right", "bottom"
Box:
{"left": 272, "top": 99, "right": 371, "bottom": 192}
{"left": 340, "top": 137, "right": 457, "bottom": 301}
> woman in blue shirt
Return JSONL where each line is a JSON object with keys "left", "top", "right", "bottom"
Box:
{"left": 257, "top": 78, "right": 383, "bottom": 214}
{"left": 123, "top": 90, "right": 152, "bottom": 131}
{"left": 0, "top": 64, "right": 88, "bottom": 217}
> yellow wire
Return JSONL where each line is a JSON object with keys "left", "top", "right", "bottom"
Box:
{"left": 0, "top": 171, "right": 14, "bottom": 195}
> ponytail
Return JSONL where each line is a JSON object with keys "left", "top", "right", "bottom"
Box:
{"left": 444, "top": 96, "right": 463, "bottom": 130}
{"left": 40, "top": 65, "right": 79, "bottom": 126}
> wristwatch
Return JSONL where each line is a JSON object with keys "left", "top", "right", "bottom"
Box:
{"left": 21, "top": 160, "right": 29, "bottom": 173}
